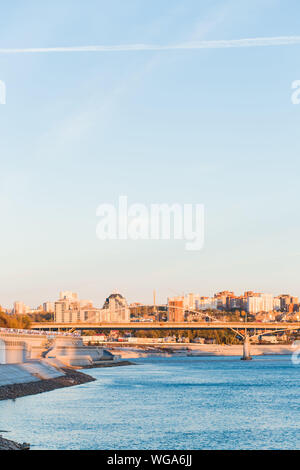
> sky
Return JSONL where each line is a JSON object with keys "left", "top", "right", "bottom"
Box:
{"left": 0, "top": 0, "right": 300, "bottom": 308}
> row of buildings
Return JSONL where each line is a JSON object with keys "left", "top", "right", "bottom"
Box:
{"left": 168, "top": 291, "right": 299, "bottom": 322}
{"left": 54, "top": 291, "right": 130, "bottom": 323}
{"left": 7, "top": 290, "right": 300, "bottom": 324}
{"left": 13, "top": 301, "right": 55, "bottom": 315}
{"left": 11, "top": 292, "right": 130, "bottom": 324}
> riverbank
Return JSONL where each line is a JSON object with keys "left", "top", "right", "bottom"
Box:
{"left": 83, "top": 360, "right": 135, "bottom": 369}
{"left": 0, "top": 367, "right": 95, "bottom": 401}
{"left": 106, "top": 343, "right": 295, "bottom": 358}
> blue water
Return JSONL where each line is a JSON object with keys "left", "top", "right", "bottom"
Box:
{"left": 1, "top": 356, "right": 300, "bottom": 450}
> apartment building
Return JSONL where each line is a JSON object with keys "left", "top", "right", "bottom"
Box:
{"left": 13, "top": 301, "right": 30, "bottom": 315}
{"left": 54, "top": 291, "right": 130, "bottom": 323}
{"left": 246, "top": 293, "right": 274, "bottom": 314}
{"left": 168, "top": 296, "right": 185, "bottom": 322}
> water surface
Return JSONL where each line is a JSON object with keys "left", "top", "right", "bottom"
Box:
{"left": 1, "top": 356, "right": 299, "bottom": 449}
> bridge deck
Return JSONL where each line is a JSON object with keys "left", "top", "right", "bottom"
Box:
{"left": 31, "top": 322, "right": 300, "bottom": 331}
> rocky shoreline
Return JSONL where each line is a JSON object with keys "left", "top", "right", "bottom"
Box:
{"left": 0, "top": 436, "right": 30, "bottom": 450}
{"left": 83, "top": 360, "right": 135, "bottom": 369}
{"left": 0, "top": 368, "right": 95, "bottom": 402}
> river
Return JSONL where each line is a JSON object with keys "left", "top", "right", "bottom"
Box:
{"left": 1, "top": 355, "right": 300, "bottom": 450}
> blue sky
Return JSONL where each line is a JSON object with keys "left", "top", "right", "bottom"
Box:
{"left": 0, "top": 0, "right": 300, "bottom": 308}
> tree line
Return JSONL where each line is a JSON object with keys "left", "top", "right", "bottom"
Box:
{"left": 0, "top": 311, "right": 32, "bottom": 329}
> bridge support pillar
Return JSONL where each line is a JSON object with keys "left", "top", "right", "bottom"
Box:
{"left": 241, "top": 335, "right": 252, "bottom": 361}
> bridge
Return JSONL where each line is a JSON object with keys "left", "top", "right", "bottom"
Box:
{"left": 31, "top": 321, "right": 300, "bottom": 360}
{"left": 31, "top": 321, "right": 300, "bottom": 331}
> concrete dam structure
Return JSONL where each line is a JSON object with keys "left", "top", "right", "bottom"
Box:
{"left": 0, "top": 328, "right": 120, "bottom": 397}
{"left": 0, "top": 337, "right": 28, "bottom": 365}
{"left": 45, "top": 336, "right": 116, "bottom": 367}
{"left": 0, "top": 329, "right": 56, "bottom": 364}
{"left": 0, "top": 328, "right": 117, "bottom": 367}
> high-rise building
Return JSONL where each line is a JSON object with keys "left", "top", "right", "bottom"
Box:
{"left": 43, "top": 302, "right": 55, "bottom": 313}
{"left": 195, "top": 297, "right": 217, "bottom": 310}
{"left": 260, "top": 294, "right": 274, "bottom": 312}
{"left": 168, "top": 296, "right": 185, "bottom": 322}
{"left": 54, "top": 291, "right": 130, "bottom": 323}
{"left": 246, "top": 293, "right": 273, "bottom": 314}
{"left": 55, "top": 292, "right": 81, "bottom": 323}
{"left": 102, "top": 293, "right": 130, "bottom": 322}
{"left": 279, "top": 295, "right": 299, "bottom": 312}
{"left": 214, "top": 291, "right": 235, "bottom": 310}
{"left": 59, "top": 291, "right": 78, "bottom": 301}
{"left": 13, "top": 301, "right": 30, "bottom": 315}
{"left": 185, "top": 293, "right": 200, "bottom": 311}
{"left": 273, "top": 297, "right": 281, "bottom": 312}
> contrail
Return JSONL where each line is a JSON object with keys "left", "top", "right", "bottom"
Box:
{"left": 1, "top": 36, "right": 300, "bottom": 54}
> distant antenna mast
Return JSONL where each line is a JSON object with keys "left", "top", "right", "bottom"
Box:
{"left": 153, "top": 290, "right": 158, "bottom": 319}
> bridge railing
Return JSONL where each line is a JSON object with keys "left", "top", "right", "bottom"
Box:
{"left": 0, "top": 327, "right": 80, "bottom": 337}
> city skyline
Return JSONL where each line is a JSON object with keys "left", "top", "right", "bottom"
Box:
{"left": 3, "top": 277, "right": 300, "bottom": 310}
{"left": 5, "top": 286, "right": 300, "bottom": 312}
